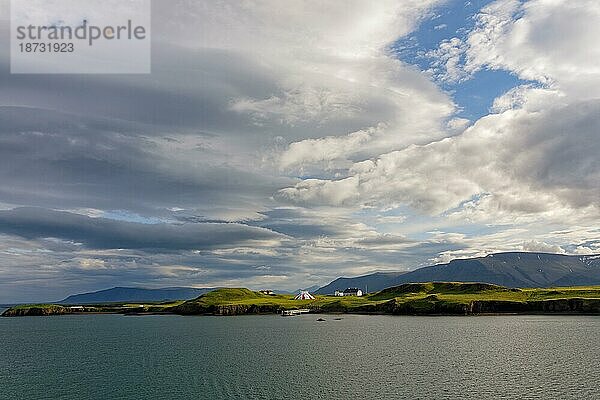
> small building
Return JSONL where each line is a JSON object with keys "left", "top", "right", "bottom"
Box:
{"left": 259, "top": 290, "right": 274, "bottom": 295}
{"left": 294, "top": 290, "right": 315, "bottom": 300}
{"left": 69, "top": 306, "right": 85, "bottom": 311}
{"left": 334, "top": 290, "right": 344, "bottom": 297}
{"left": 342, "top": 288, "right": 363, "bottom": 297}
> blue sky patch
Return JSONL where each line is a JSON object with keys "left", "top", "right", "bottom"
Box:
{"left": 391, "top": 0, "right": 531, "bottom": 121}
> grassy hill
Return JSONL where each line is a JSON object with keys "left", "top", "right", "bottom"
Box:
{"left": 60, "top": 286, "right": 214, "bottom": 304}
{"left": 1, "top": 301, "right": 184, "bottom": 317}
{"left": 173, "top": 288, "right": 318, "bottom": 315}
{"left": 368, "top": 282, "right": 520, "bottom": 300}
{"left": 173, "top": 284, "right": 600, "bottom": 315}
{"left": 3, "top": 304, "right": 69, "bottom": 316}
{"left": 6, "top": 283, "right": 600, "bottom": 316}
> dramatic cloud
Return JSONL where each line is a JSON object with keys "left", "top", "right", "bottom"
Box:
{"left": 0, "top": 105, "right": 290, "bottom": 220}
{"left": 462, "top": 0, "right": 600, "bottom": 93}
{"left": 0, "top": 208, "right": 284, "bottom": 250}
{"left": 1, "top": 0, "right": 598, "bottom": 302}
{"left": 281, "top": 0, "right": 600, "bottom": 223}
{"left": 280, "top": 97, "right": 600, "bottom": 218}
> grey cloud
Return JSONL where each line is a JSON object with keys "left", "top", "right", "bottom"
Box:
{"left": 251, "top": 208, "right": 365, "bottom": 239}
{"left": 356, "top": 234, "right": 414, "bottom": 247}
{"left": 0, "top": 106, "right": 291, "bottom": 216}
{"left": 278, "top": 97, "right": 600, "bottom": 219}
{"left": 3, "top": 0, "right": 597, "bottom": 304}
{"left": 0, "top": 208, "right": 284, "bottom": 250}
{"left": 505, "top": 100, "right": 600, "bottom": 207}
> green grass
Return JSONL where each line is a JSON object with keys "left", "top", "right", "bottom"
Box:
{"left": 173, "top": 284, "right": 600, "bottom": 315}
{"left": 2, "top": 301, "right": 185, "bottom": 316}
{"left": 7, "top": 283, "right": 600, "bottom": 316}
{"left": 11, "top": 303, "right": 62, "bottom": 310}
{"left": 175, "top": 288, "right": 318, "bottom": 310}
{"left": 368, "top": 282, "right": 520, "bottom": 301}
{"left": 523, "top": 286, "right": 600, "bottom": 300}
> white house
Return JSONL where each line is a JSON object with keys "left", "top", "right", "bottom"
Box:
{"left": 342, "top": 288, "right": 363, "bottom": 297}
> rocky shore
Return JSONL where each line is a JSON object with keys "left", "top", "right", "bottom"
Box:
{"left": 2, "top": 305, "right": 72, "bottom": 317}
{"left": 5, "top": 284, "right": 600, "bottom": 317}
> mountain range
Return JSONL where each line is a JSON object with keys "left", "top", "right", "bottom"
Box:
{"left": 60, "top": 287, "right": 214, "bottom": 304}
{"left": 58, "top": 284, "right": 323, "bottom": 304}
{"left": 57, "top": 253, "right": 600, "bottom": 302}
{"left": 316, "top": 252, "right": 600, "bottom": 294}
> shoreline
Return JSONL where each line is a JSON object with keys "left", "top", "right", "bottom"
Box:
{"left": 5, "top": 283, "right": 600, "bottom": 318}
{"left": 6, "top": 307, "right": 600, "bottom": 318}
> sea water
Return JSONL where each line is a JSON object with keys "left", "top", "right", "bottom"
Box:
{"left": 1, "top": 313, "right": 598, "bottom": 399}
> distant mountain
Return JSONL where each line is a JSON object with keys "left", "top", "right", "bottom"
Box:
{"left": 60, "top": 287, "right": 215, "bottom": 304}
{"left": 293, "top": 285, "right": 321, "bottom": 293}
{"left": 316, "top": 272, "right": 408, "bottom": 294}
{"left": 268, "top": 285, "right": 321, "bottom": 295}
{"left": 316, "top": 253, "right": 600, "bottom": 294}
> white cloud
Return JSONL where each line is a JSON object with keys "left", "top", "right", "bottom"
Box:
{"left": 156, "top": 1, "right": 440, "bottom": 56}
{"left": 431, "top": 0, "right": 600, "bottom": 94}
{"left": 464, "top": 0, "right": 600, "bottom": 91}
{"left": 280, "top": 95, "right": 600, "bottom": 220}
{"left": 230, "top": 85, "right": 362, "bottom": 126}
{"left": 427, "top": 37, "right": 469, "bottom": 82}
{"left": 280, "top": 0, "right": 600, "bottom": 229}
{"left": 278, "top": 176, "right": 361, "bottom": 207}
{"left": 279, "top": 125, "right": 384, "bottom": 171}
{"left": 158, "top": 0, "right": 456, "bottom": 168}
{"left": 3, "top": 0, "right": 600, "bottom": 301}
{"left": 522, "top": 240, "right": 565, "bottom": 254}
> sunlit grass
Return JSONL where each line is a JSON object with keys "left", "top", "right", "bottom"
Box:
{"left": 6, "top": 283, "right": 600, "bottom": 316}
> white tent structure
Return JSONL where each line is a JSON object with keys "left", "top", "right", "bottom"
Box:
{"left": 294, "top": 290, "right": 315, "bottom": 300}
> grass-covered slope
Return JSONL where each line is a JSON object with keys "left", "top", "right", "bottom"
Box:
{"left": 2, "top": 304, "right": 70, "bottom": 316}
{"left": 60, "top": 286, "right": 213, "bottom": 304}
{"left": 6, "top": 283, "right": 600, "bottom": 316}
{"left": 1, "top": 301, "right": 184, "bottom": 317}
{"left": 368, "top": 282, "right": 519, "bottom": 300}
{"left": 173, "top": 284, "right": 600, "bottom": 316}
{"left": 172, "top": 288, "right": 317, "bottom": 315}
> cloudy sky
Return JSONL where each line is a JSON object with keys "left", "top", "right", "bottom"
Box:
{"left": 0, "top": 0, "right": 599, "bottom": 302}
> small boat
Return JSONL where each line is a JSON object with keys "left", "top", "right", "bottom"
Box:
{"left": 281, "top": 309, "right": 311, "bottom": 316}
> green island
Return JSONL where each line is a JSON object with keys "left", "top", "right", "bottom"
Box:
{"left": 5, "top": 282, "right": 600, "bottom": 317}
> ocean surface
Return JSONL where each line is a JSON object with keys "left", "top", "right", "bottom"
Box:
{"left": 1, "top": 313, "right": 599, "bottom": 399}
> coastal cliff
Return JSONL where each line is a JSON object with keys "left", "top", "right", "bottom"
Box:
{"left": 469, "top": 298, "right": 600, "bottom": 314}
{"left": 174, "top": 303, "right": 284, "bottom": 316}
{"left": 2, "top": 305, "right": 71, "bottom": 317}
{"left": 5, "top": 284, "right": 600, "bottom": 317}
{"left": 171, "top": 288, "right": 293, "bottom": 315}
{"left": 1, "top": 303, "right": 177, "bottom": 317}
{"left": 171, "top": 285, "right": 600, "bottom": 316}
{"left": 343, "top": 296, "right": 600, "bottom": 315}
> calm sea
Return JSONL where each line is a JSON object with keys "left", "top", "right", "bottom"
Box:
{"left": 1, "top": 313, "right": 598, "bottom": 399}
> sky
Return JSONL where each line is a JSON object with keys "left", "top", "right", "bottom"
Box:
{"left": 0, "top": 0, "right": 599, "bottom": 302}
